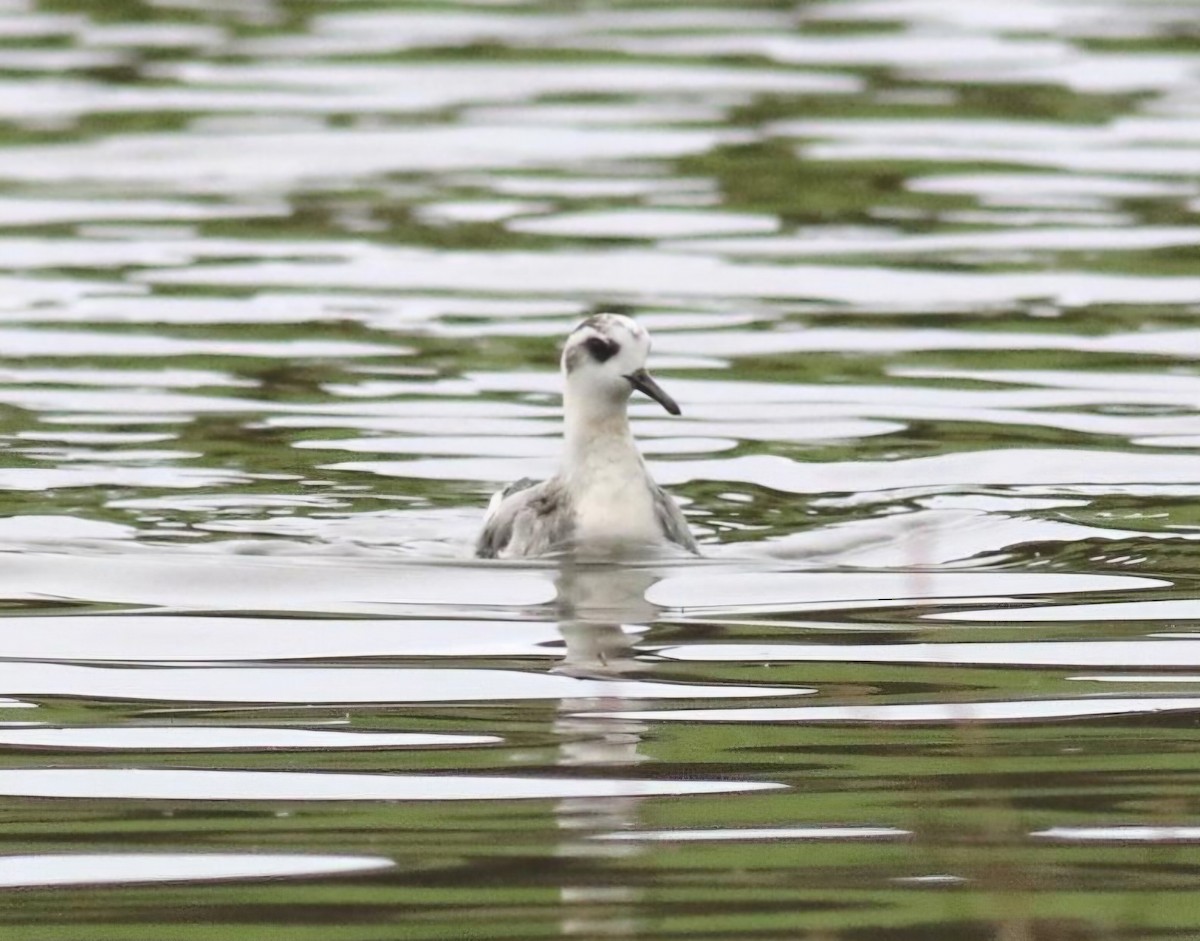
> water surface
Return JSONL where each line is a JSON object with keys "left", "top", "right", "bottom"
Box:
{"left": 2, "top": 1, "right": 1200, "bottom": 938}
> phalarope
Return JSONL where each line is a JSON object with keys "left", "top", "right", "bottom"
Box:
{"left": 476, "top": 313, "right": 698, "bottom": 559}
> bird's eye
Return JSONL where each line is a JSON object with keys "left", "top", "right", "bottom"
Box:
{"left": 585, "top": 336, "right": 619, "bottom": 363}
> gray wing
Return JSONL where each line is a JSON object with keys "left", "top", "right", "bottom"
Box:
{"left": 652, "top": 484, "right": 699, "bottom": 554}
{"left": 475, "top": 478, "right": 573, "bottom": 559}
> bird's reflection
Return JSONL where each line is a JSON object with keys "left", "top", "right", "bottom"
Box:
{"left": 552, "top": 557, "right": 660, "bottom": 679}
{"left": 549, "top": 559, "right": 668, "bottom": 938}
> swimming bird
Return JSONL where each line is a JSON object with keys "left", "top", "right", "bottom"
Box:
{"left": 476, "top": 313, "right": 698, "bottom": 559}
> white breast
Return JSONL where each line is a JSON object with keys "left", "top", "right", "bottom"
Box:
{"left": 569, "top": 449, "right": 661, "bottom": 548}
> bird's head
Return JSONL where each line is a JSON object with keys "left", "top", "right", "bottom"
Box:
{"left": 561, "top": 312, "right": 680, "bottom": 416}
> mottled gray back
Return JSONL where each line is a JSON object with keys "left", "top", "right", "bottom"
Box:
{"left": 475, "top": 477, "right": 574, "bottom": 559}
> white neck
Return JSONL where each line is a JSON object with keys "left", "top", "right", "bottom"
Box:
{"left": 561, "top": 384, "right": 638, "bottom": 474}
{"left": 558, "top": 378, "right": 661, "bottom": 548}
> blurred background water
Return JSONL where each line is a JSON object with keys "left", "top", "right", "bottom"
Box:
{"left": 1, "top": 0, "right": 1200, "bottom": 938}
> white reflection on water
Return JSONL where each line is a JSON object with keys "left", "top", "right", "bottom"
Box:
{"left": 0, "top": 552, "right": 557, "bottom": 611}
{"left": 154, "top": 61, "right": 859, "bottom": 112}
{"left": 0, "top": 275, "right": 137, "bottom": 309}
{"left": 0, "top": 466, "right": 246, "bottom": 491}
{"left": 0, "top": 366, "right": 250, "bottom": 388}
{"left": 0, "top": 769, "right": 784, "bottom": 801}
{"left": 0, "top": 727, "right": 499, "bottom": 750}
{"left": 0, "top": 126, "right": 734, "bottom": 189}
{"left": 1032, "top": 827, "right": 1200, "bottom": 843}
{"left": 891, "top": 875, "right": 968, "bottom": 886}
{"left": 1073, "top": 675, "right": 1200, "bottom": 684}
{"left": 810, "top": 0, "right": 1189, "bottom": 38}
{"left": 0, "top": 326, "right": 396, "bottom": 359}
{"left": 138, "top": 247, "right": 1200, "bottom": 308}
{"left": 0, "top": 615, "right": 565, "bottom": 662}
{"left": 602, "top": 697, "right": 1200, "bottom": 724}
{"left": 0, "top": 661, "right": 806, "bottom": 704}
{"left": 0, "top": 196, "right": 281, "bottom": 226}
{"left": 508, "top": 209, "right": 778, "bottom": 239}
{"left": 566, "top": 31, "right": 1066, "bottom": 71}
{"left": 658, "top": 640, "right": 1200, "bottom": 668}
{"left": 650, "top": 450, "right": 1200, "bottom": 496}
{"left": 806, "top": 135, "right": 1200, "bottom": 177}
{"left": 0, "top": 853, "right": 395, "bottom": 889}
{"left": 908, "top": 171, "right": 1196, "bottom": 205}
{"left": 594, "top": 827, "right": 910, "bottom": 842}
{"left": 237, "top": 7, "right": 798, "bottom": 59}
{"left": 319, "top": 447, "right": 1200, "bottom": 496}
{"left": 671, "top": 225, "right": 1200, "bottom": 258}
{"left": 757, "top": 506, "right": 1118, "bottom": 568}
{"left": 416, "top": 199, "right": 549, "bottom": 225}
{"left": 929, "top": 599, "right": 1200, "bottom": 622}
{"left": 645, "top": 570, "right": 1162, "bottom": 610}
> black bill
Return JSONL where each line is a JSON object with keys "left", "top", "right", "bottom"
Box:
{"left": 625, "top": 368, "right": 681, "bottom": 416}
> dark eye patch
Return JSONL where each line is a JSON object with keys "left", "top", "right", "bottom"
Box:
{"left": 585, "top": 336, "right": 619, "bottom": 363}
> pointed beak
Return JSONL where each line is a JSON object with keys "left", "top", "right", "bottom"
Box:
{"left": 625, "top": 368, "right": 681, "bottom": 416}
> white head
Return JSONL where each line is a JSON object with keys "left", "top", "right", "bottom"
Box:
{"left": 561, "top": 313, "right": 680, "bottom": 417}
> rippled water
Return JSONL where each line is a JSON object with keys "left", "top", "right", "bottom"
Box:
{"left": 2, "top": 0, "right": 1200, "bottom": 938}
